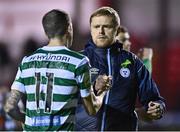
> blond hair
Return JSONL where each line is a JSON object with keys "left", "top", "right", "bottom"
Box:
{"left": 90, "top": 6, "right": 120, "bottom": 28}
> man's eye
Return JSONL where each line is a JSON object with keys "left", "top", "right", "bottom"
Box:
{"left": 94, "top": 26, "right": 100, "bottom": 28}
{"left": 105, "top": 25, "right": 113, "bottom": 28}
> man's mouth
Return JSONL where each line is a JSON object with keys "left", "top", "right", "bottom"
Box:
{"left": 98, "top": 36, "right": 106, "bottom": 39}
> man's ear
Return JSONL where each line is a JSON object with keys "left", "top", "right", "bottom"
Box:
{"left": 66, "top": 24, "right": 73, "bottom": 36}
{"left": 116, "top": 26, "right": 121, "bottom": 36}
{"left": 66, "top": 26, "right": 70, "bottom": 35}
{"left": 65, "top": 30, "right": 70, "bottom": 36}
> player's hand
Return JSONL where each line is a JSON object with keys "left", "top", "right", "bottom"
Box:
{"left": 147, "top": 101, "right": 164, "bottom": 120}
{"left": 137, "top": 48, "right": 153, "bottom": 60}
{"left": 94, "top": 75, "right": 112, "bottom": 96}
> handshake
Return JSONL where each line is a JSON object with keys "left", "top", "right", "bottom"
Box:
{"left": 93, "top": 75, "right": 112, "bottom": 96}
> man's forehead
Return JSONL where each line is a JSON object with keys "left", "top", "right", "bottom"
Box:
{"left": 91, "top": 16, "right": 114, "bottom": 25}
{"left": 119, "top": 32, "right": 130, "bottom": 39}
{"left": 124, "top": 32, "right": 130, "bottom": 39}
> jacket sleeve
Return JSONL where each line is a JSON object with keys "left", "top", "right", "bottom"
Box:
{"left": 135, "top": 56, "right": 165, "bottom": 110}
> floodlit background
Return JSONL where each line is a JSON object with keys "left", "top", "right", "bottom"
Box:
{"left": 0, "top": 0, "right": 180, "bottom": 130}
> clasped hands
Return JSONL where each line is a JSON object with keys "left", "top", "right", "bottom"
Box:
{"left": 138, "top": 101, "right": 164, "bottom": 122}
{"left": 146, "top": 101, "right": 164, "bottom": 120}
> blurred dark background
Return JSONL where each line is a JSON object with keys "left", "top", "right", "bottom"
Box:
{"left": 0, "top": 0, "right": 180, "bottom": 130}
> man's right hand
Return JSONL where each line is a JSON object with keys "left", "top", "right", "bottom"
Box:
{"left": 83, "top": 75, "right": 111, "bottom": 115}
{"left": 94, "top": 75, "right": 112, "bottom": 96}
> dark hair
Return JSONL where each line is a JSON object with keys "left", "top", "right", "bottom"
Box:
{"left": 118, "top": 26, "right": 128, "bottom": 33}
{"left": 42, "top": 9, "right": 70, "bottom": 39}
{"left": 90, "top": 7, "right": 120, "bottom": 28}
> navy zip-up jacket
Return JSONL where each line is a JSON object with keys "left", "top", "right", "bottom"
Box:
{"left": 82, "top": 39, "right": 165, "bottom": 131}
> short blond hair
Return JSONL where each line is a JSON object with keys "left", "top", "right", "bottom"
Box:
{"left": 90, "top": 6, "right": 120, "bottom": 28}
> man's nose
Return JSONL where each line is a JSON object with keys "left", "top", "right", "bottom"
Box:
{"left": 99, "top": 27, "right": 105, "bottom": 34}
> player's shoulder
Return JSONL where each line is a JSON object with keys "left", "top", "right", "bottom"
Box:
{"left": 66, "top": 49, "right": 89, "bottom": 67}
{"left": 20, "top": 47, "right": 42, "bottom": 62}
{"left": 120, "top": 49, "right": 141, "bottom": 66}
{"left": 121, "top": 49, "right": 137, "bottom": 59}
{"left": 66, "top": 48, "right": 86, "bottom": 60}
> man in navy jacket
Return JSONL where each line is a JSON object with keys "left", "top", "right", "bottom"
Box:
{"left": 75, "top": 6, "right": 165, "bottom": 131}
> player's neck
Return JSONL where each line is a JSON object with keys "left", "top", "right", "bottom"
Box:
{"left": 48, "top": 37, "right": 67, "bottom": 47}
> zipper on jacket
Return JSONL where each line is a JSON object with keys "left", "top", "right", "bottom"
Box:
{"left": 101, "top": 48, "right": 112, "bottom": 131}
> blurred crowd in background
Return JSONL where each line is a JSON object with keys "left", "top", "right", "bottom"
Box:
{"left": 0, "top": 0, "right": 180, "bottom": 130}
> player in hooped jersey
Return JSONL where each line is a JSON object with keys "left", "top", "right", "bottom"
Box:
{"left": 4, "top": 9, "right": 111, "bottom": 131}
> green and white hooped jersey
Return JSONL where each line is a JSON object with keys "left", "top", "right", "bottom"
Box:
{"left": 11, "top": 46, "right": 91, "bottom": 131}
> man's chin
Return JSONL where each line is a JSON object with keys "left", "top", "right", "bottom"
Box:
{"left": 95, "top": 41, "right": 110, "bottom": 48}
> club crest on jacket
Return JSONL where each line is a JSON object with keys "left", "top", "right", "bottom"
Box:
{"left": 120, "top": 59, "right": 131, "bottom": 78}
{"left": 120, "top": 67, "right": 130, "bottom": 78}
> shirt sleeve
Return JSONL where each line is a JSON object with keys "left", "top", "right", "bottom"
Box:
{"left": 135, "top": 56, "right": 165, "bottom": 109}
{"left": 11, "top": 58, "right": 26, "bottom": 93}
{"left": 75, "top": 56, "right": 91, "bottom": 98}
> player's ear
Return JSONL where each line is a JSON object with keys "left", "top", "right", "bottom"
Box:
{"left": 66, "top": 26, "right": 70, "bottom": 35}
{"left": 116, "top": 26, "right": 121, "bottom": 36}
